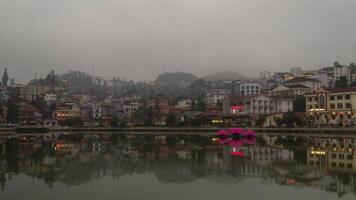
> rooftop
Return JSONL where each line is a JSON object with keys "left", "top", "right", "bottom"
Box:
{"left": 284, "top": 77, "right": 320, "bottom": 83}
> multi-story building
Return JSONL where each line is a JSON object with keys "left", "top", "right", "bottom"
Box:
{"left": 305, "top": 87, "right": 356, "bottom": 125}
{"left": 146, "top": 96, "right": 170, "bottom": 114}
{"left": 122, "top": 100, "right": 145, "bottom": 115}
{"left": 54, "top": 102, "right": 81, "bottom": 120}
{"left": 176, "top": 99, "right": 192, "bottom": 110}
{"left": 267, "top": 84, "right": 311, "bottom": 97}
{"left": 44, "top": 93, "right": 57, "bottom": 105}
{"left": 283, "top": 77, "right": 321, "bottom": 91}
{"left": 18, "top": 104, "right": 43, "bottom": 125}
{"left": 333, "top": 65, "right": 350, "bottom": 84}
{"left": 260, "top": 71, "right": 272, "bottom": 79}
{"left": 224, "top": 94, "right": 293, "bottom": 117}
{"left": 240, "top": 83, "right": 261, "bottom": 96}
{"left": 307, "top": 137, "right": 356, "bottom": 171}
{"left": 205, "top": 89, "right": 230, "bottom": 105}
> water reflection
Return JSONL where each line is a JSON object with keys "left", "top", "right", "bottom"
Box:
{"left": 0, "top": 133, "right": 355, "bottom": 198}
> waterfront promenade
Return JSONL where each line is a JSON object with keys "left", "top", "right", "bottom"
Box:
{"left": 0, "top": 127, "right": 355, "bottom": 136}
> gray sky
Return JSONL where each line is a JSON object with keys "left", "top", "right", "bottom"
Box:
{"left": 1, "top": 0, "right": 356, "bottom": 83}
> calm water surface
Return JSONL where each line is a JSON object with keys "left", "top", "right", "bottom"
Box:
{"left": 0, "top": 133, "right": 356, "bottom": 200}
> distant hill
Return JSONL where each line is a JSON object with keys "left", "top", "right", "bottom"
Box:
{"left": 203, "top": 70, "right": 249, "bottom": 81}
{"left": 150, "top": 72, "right": 198, "bottom": 97}
{"left": 153, "top": 72, "right": 198, "bottom": 88}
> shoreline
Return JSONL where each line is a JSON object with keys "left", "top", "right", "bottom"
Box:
{"left": 0, "top": 127, "right": 355, "bottom": 135}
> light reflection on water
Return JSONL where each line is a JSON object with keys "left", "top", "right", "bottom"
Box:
{"left": 0, "top": 133, "right": 356, "bottom": 200}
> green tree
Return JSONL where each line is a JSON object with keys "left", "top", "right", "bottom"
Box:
{"left": 335, "top": 76, "right": 348, "bottom": 88}
{"left": 256, "top": 115, "right": 266, "bottom": 127}
{"left": 111, "top": 116, "right": 118, "bottom": 127}
{"left": 196, "top": 95, "right": 206, "bottom": 112}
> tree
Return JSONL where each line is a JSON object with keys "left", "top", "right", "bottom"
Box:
{"left": 256, "top": 115, "right": 266, "bottom": 127}
{"left": 2, "top": 68, "right": 8, "bottom": 87}
{"left": 293, "top": 96, "right": 306, "bottom": 112}
{"left": 111, "top": 116, "right": 118, "bottom": 127}
{"left": 165, "top": 114, "right": 176, "bottom": 127}
{"left": 282, "top": 112, "right": 296, "bottom": 127}
{"left": 6, "top": 88, "right": 20, "bottom": 124}
{"left": 196, "top": 95, "right": 206, "bottom": 112}
{"left": 335, "top": 76, "right": 348, "bottom": 88}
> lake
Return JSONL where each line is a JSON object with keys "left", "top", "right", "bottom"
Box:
{"left": 0, "top": 133, "right": 355, "bottom": 200}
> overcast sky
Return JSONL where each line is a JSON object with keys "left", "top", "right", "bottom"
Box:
{"left": 0, "top": 0, "right": 355, "bottom": 83}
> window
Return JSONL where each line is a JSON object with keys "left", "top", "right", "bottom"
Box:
{"left": 347, "top": 163, "right": 352, "bottom": 169}
{"left": 337, "top": 103, "right": 343, "bottom": 109}
{"left": 330, "top": 95, "right": 335, "bottom": 101}
{"left": 337, "top": 95, "right": 343, "bottom": 100}
{"left": 339, "top": 154, "right": 345, "bottom": 160}
{"left": 331, "top": 153, "right": 337, "bottom": 159}
{"left": 308, "top": 97, "right": 313, "bottom": 102}
{"left": 309, "top": 105, "right": 313, "bottom": 110}
{"left": 332, "top": 162, "right": 337, "bottom": 167}
{"left": 339, "top": 163, "right": 345, "bottom": 168}
{"left": 345, "top": 95, "right": 351, "bottom": 100}
{"left": 330, "top": 104, "right": 335, "bottom": 109}
{"left": 346, "top": 103, "right": 351, "bottom": 109}
{"left": 347, "top": 154, "right": 353, "bottom": 160}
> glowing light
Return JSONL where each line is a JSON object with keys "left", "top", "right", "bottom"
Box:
{"left": 310, "top": 151, "right": 326, "bottom": 155}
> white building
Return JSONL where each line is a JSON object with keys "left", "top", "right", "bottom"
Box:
{"left": 240, "top": 83, "right": 261, "bottom": 95}
{"left": 260, "top": 71, "right": 272, "bottom": 79}
{"left": 205, "top": 89, "right": 230, "bottom": 105}
{"left": 44, "top": 93, "right": 57, "bottom": 105}
{"left": 92, "top": 104, "right": 102, "bottom": 119}
{"left": 177, "top": 99, "right": 192, "bottom": 109}
{"left": 333, "top": 65, "right": 350, "bottom": 84}
{"left": 229, "top": 94, "right": 293, "bottom": 117}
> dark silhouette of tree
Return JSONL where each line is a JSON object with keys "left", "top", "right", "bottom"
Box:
{"left": 293, "top": 96, "right": 306, "bottom": 112}
{"left": 196, "top": 95, "right": 206, "bottom": 112}
{"left": 335, "top": 76, "right": 348, "bottom": 88}
{"left": 2, "top": 68, "right": 8, "bottom": 87}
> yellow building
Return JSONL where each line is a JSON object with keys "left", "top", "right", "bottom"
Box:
{"left": 54, "top": 103, "right": 81, "bottom": 120}
{"left": 305, "top": 87, "right": 356, "bottom": 125}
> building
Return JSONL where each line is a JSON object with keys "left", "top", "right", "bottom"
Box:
{"left": 122, "top": 100, "right": 145, "bottom": 115}
{"left": 205, "top": 89, "right": 230, "bottom": 105}
{"left": 333, "top": 65, "right": 350, "bottom": 84}
{"left": 18, "top": 104, "right": 43, "bottom": 125}
{"left": 44, "top": 93, "right": 57, "bottom": 105}
{"left": 54, "top": 102, "right": 81, "bottom": 121}
{"left": 146, "top": 96, "right": 170, "bottom": 114}
{"left": 240, "top": 83, "right": 261, "bottom": 96}
{"left": 305, "top": 87, "right": 356, "bottom": 126}
{"left": 307, "top": 137, "right": 356, "bottom": 171}
{"left": 267, "top": 84, "right": 311, "bottom": 97}
{"left": 260, "top": 71, "right": 272, "bottom": 79}
{"left": 284, "top": 77, "right": 321, "bottom": 91}
{"left": 176, "top": 99, "right": 192, "bottom": 110}
{"left": 223, "top": 94, "right": 293, "bottom": 118}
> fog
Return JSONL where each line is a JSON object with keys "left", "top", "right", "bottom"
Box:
{"left": 0, "top": 0, "right": 355, "bottom": 83}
